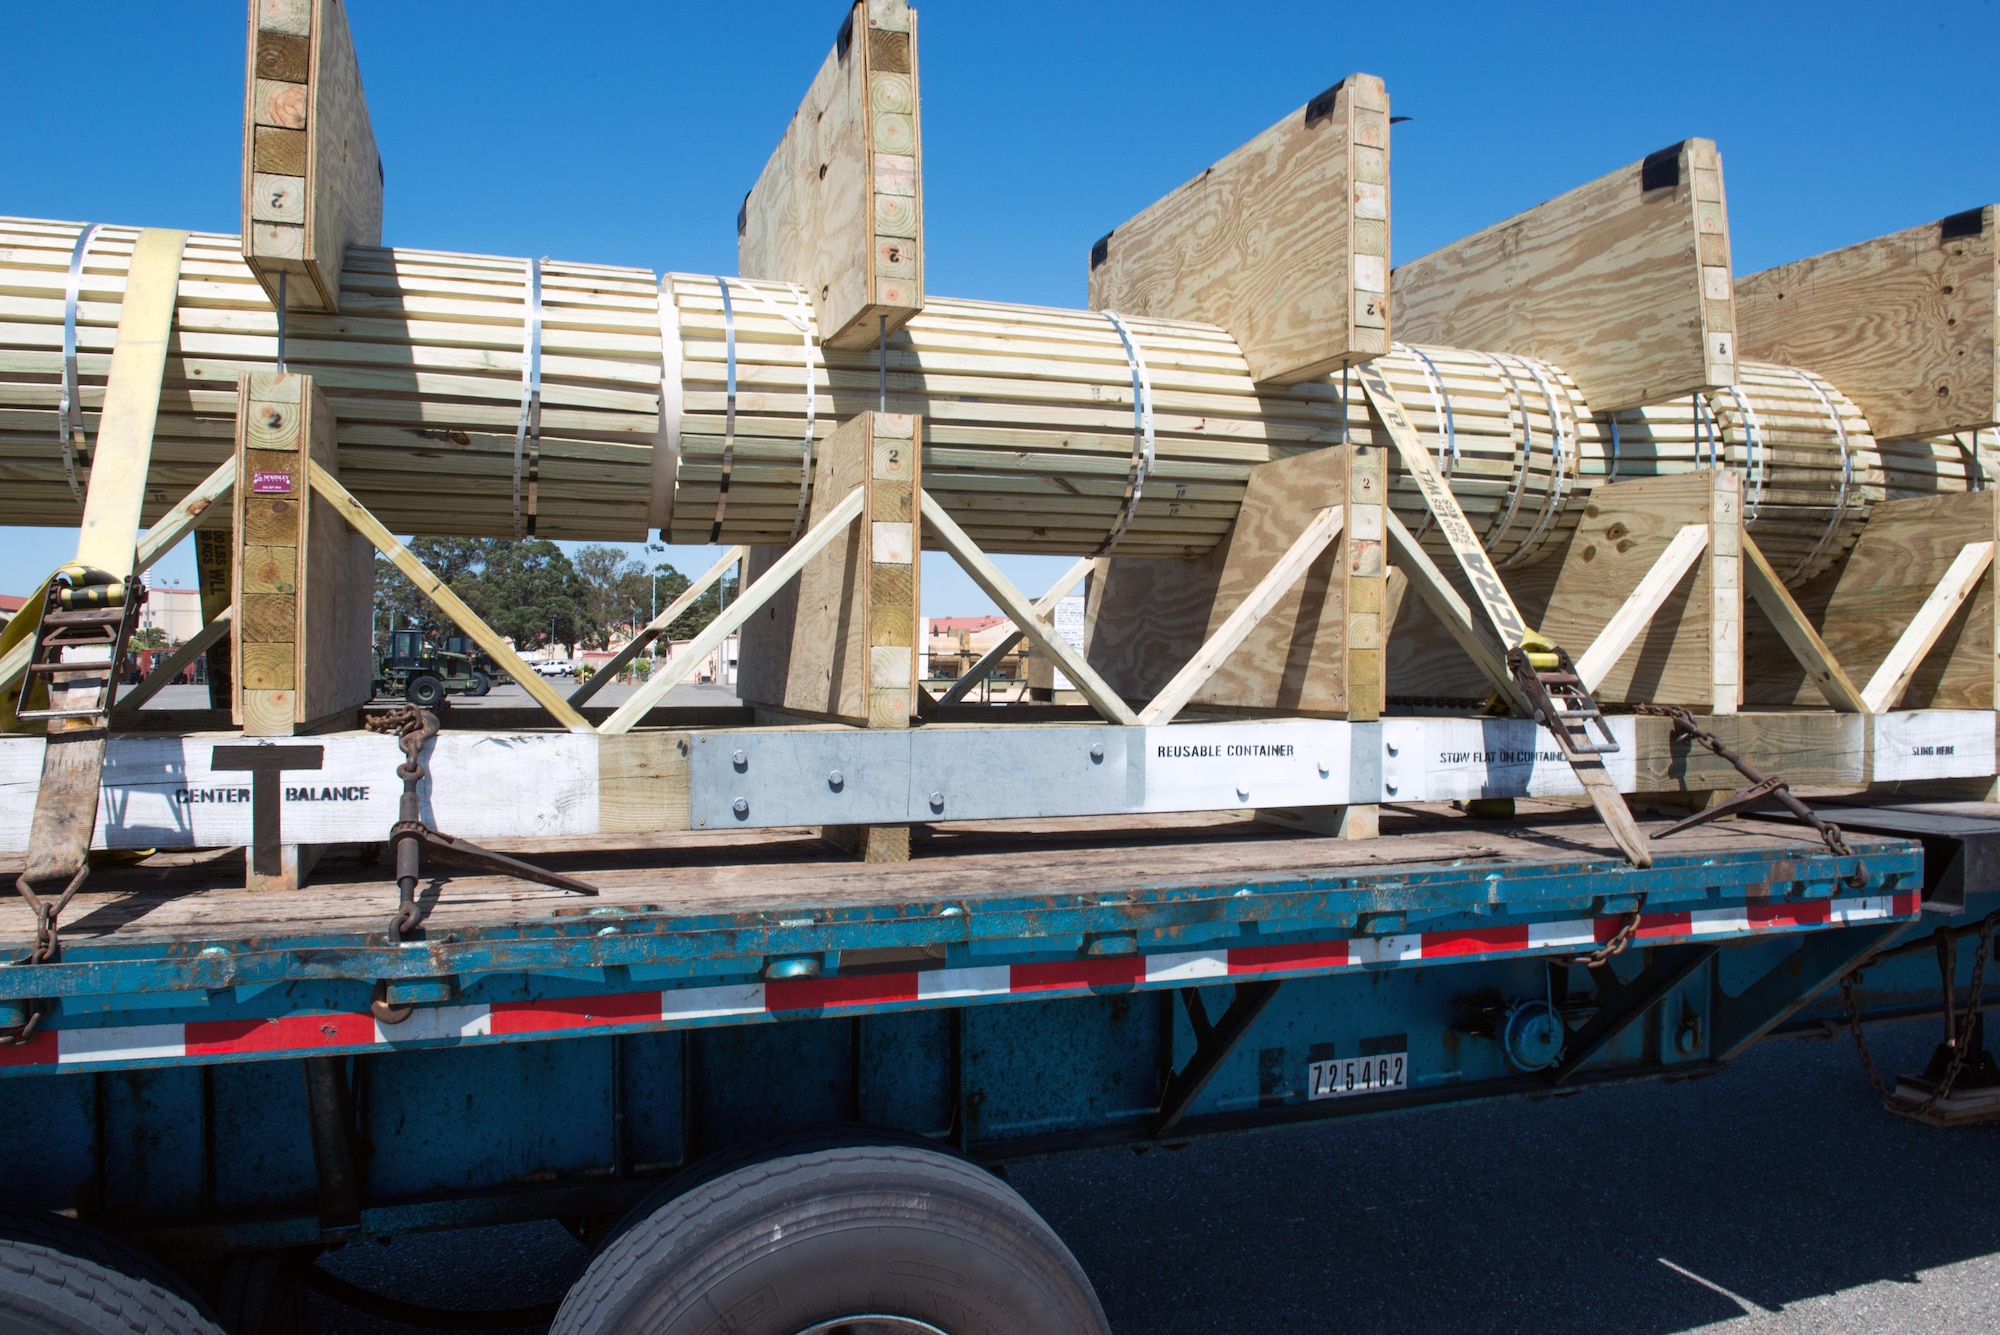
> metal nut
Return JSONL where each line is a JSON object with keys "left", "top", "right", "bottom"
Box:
{"left": 1089, "top": 743, "right": 1104, "bottom": 762}
{"left": 732, "top": 749, "right": 748, "bottom": 768}
{"left": 732, "top": 797, "right": 749, "bottom": 816}
{"left": 828, "top": 769, "right": 844, "bottom": 789}
{"left": 929, "top": 791, "right": 945, "bottom": 809}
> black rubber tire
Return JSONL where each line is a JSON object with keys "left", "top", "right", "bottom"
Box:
{"left": 405, "top": 673, "right": 444, "bottom": 707}
{"left": 552, "top": 1141, "right": 1108, "bottom": 1335}
{"left": 469, "top": 671, "right": 493, "bottom": 697}
{"left": 0, "top": 1211, "right": 217, "bottom": 1327}
{"left": 0, "top": 1237, "right": 223, "bottom": 1335}
{"left": 210, "top": 1252, "right": 308, "bottom": 1335}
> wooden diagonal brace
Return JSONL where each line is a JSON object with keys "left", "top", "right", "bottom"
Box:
{"left": 569, "top": 545, "right": 746, "bottom": 708}
{"left": 1862, "top": 540, "right": 1996, "bottom": 713}
{"left": 1574, "top": 523, "right": 1709, "bottom": 692}
{"left": 1139, "top": 507, "right": 1345, "bottom": 725}
{"left": 115, "top": 610, "right": 233, "bottom": 713}
{"left": 1741, "top": 534, "right": 1868, "bottom": 713}
{"left": 306, "top": 460, "right": 593, "bottom": 734}
{"left": 921, "top": 492, "right": 1139, "bottom": 726}
{"left": 937, "top": 555, "right": 1093, "bottom": 706}
{"left": 600, "top": 487, "right": 867, "bottom": 735}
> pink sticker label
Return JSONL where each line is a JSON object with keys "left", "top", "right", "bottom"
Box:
{"left": 252, "top": 471, "right": 293, "bottom": 495}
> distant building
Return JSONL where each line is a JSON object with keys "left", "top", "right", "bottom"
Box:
{"left": 0, "top": 594, "right": 26, "bottom": 630}
{"left": 135, "top": 586, "right": 203, "bottom": 643}
{"left": 924, "top": 614, "right": 1023, "bottom": 681}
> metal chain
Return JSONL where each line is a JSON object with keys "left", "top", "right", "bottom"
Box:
{"left": 1555, "top": 894, "right": 1648, "bottom": 969}
{"left": 366, "top": 706, "right": 437, "bottom": 941}
{"left": 1839, "top": 911, "right": 2000, "bottom": 1113}
{"left": 1839, "top": 969, "right": 1892, "bottom": 1103}
{"left": 1635, "top": 703, "right": 1866, "bottom": 885}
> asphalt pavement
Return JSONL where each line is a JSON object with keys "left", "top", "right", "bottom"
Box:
{"left": 301, "top": 1017, "right": 2000, "bottom": 1334}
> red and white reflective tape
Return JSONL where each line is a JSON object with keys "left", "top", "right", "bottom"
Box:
{"left": 0, "top": 893, "right": 1918, "bottom": 1072}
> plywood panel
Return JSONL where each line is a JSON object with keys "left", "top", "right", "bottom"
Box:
{"left": 1392, "top": 138, "right": 1735, "bottom": 412}
{"left": 739, "top": 0, "right": 922, "bottom": 348}
{"left": 1737, "top": 207, "right": 1998, "bottom": 442}
{"left": 240, "top": 0, "right": 383, "bottom": 313}
{"left": 1088, "top": 74, "right": 1389, "bottom": 385}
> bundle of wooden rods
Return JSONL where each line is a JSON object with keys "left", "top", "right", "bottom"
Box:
{"left": 0, "top": 215, "right": 1976, "bottom": 584}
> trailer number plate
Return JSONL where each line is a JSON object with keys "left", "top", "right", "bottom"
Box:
{"left": 1308, "top": 1053, "right": 1407, "bottom": 1101}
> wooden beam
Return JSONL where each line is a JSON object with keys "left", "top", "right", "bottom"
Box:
{"left": 921, "top": 492, "right": 1140, "bottom": 725}
{"left": 1139, "top": 507, "right": 1343, "bottom": 724}
{"left": 569, "top": 545, "right": 747, "bottom": 708}
{"left": 1088, "top": 74, "right": 1389, "bottom": 384}
{"left": 116, "top": 611, "right": 233, "bottom": 713}
{"left": 240, "top": 0, "right": 382, "bottom": 313}
{"left": 1736, "top": 206, "right": 1998, "bottom": 441}
{"left": 1392, "top": 138, "right": 1736, "bottom": 412}
{"left": 1574, "top": 524, "right": 1710, "bottom": 692}
{"left": 1862, "top": 541, "right": 1996, "bottom": 713}
{"left": 306, "top": 460, "right": 592, "bottom": 733}
{"left": 936, "top": 556, "right": 1093, "bottom": 706}
{"left": 600, "top": 487, "right": 867, "bottom": 735}
{"left": 739, "top": 0, "right": 922, "bottom": 347}
{"left": 1741, "top": 533, "right": 1869, "bottom": 713}
{"left": 77, "top": 229, "right": 189, "bottom": 578}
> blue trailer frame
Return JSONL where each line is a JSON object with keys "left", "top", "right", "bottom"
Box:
{"left": 2, "top": 804, "right": 1971, "bottom": 1267}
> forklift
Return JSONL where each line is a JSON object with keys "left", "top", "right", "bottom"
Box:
{"left": 372, "top": 628, "right": 493, "bottom": 706}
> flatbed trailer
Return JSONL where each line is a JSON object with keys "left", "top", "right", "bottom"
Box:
{"left": 6, "top": 750, "right": 1995, "bottom": 1331}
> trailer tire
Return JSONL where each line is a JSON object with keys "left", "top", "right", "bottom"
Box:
{"left": 0, "top": 1236, "right": 223, "bottom": 1335}
{"left": 0, "top": 1209, "right": 214, "bottom": 1321}
{"left": 469, "top": 671, "right": 492, "bottom": 697}
{"left": 405, "top": 673, "right": 444, "bottom": 707}
{"left": 552, "top": 1142, "right": 1107, "bottom": 1335}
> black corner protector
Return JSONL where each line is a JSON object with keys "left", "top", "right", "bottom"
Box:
{"left": 1090, "top": 233, "right": 1111, "bottom": 270}
{"left": 1941, "top": 208, "right": 1987, "bottom": 242}
{"left": 736, "top": 195, "right": 750, "bottom": 237}
{"left": 1389, "top": 115, "right": 1412, "bottom": 125}
{"left": 1641, "top": 144, "right": 1684, "bottom": 192}
{"left": 1303, "top": 78, "right": 1349, "bottom": 128}
{"left": 837, "top": 10, "right": 856, "bottom": 58}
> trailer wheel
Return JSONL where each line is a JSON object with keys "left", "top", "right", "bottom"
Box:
{"left": 552, "top": 1142, "right": 1107, "bottom": 1335}
{"left": 405, "top": 673, "right": 444, "bottom": 707}
{"left": 0, "top": 1225, "right": 223, "bottom": 1335}
{"left": 469, "top": 671, "right": 493, "bottom": 697}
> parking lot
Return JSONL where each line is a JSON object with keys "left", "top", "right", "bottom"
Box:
{"left": 301, "top": 1017, "right": 2000, "bottom": 1334}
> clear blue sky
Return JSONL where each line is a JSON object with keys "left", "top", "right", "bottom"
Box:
{"left": 4, "top": 0, "right": 1996, "bottom": 614}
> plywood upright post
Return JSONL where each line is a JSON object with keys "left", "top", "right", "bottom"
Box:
{"left": 240, "top": 0, "right": 383, "bottom": 314}
{"left": 231, "top": 369, "right": 374, "bottom": 890}
{"left": 739, "top": 0, "right": 923, "bottom": 346}
{"left": 1392, "top": 138, "right": 1737, "bottom": 411}
{"left": 737, "top": 411, "right": 921, "bottom": 860}
{"left": 1088, "top": 74, "right": 1390, "bottom": 384}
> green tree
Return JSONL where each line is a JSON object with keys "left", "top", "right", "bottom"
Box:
{"left": 373, "top": 537, "right": 587, "bottom": 654}
{"left": 664, "top": 566, "right": 739, "bottom": 641}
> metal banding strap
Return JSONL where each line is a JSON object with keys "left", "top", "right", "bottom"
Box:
{"left": 1094, "top": 310, "right": 1156, "bottom": 557}
{"left": 649, "top": 276, "right": 684, "bottom": 539}
{"left": 1501, "top": 355, "right": 1572, "bottom": 569}
{"left": 730, "top": 280, "right": 821, "bottom": 541}
{"left": 58, "top": 222, "right": 101, "bottom": 505}
{"left": 1476, "top": 352, "right": 1536, "bottom": 556}
{"left": 1397, "top": 342, "right": 1456, "bottom": 542}
{"left": 1955, "top": 427, "right": 1989, "bottom": 493}
{"left": 1717, "top": 383, "right": 1766, "bottom": 520}
{"left": 1604, "top": 414, "right": 1623, "bottom": 482}
{"left": 1787, "top": 366, "right": 1855, "bottom": 583}
{"left": 1693, "top": 390, "right": 1718, "bottom": 471}
{"left": 511, "top": 256, "right": 545, "bottom": 539}
{"left": 707, "top": 276, "right": 739, "bottom": 544}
